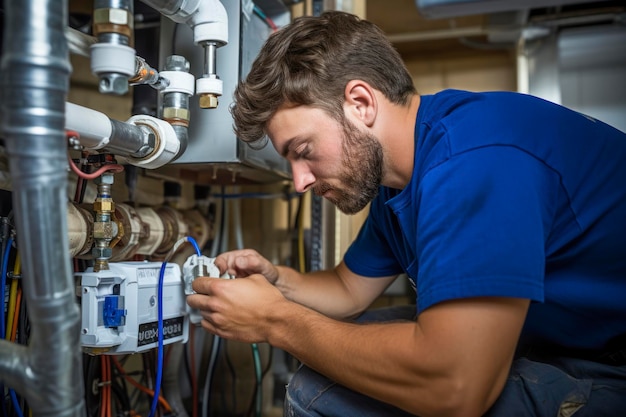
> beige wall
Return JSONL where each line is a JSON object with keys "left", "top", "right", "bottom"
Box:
{"left": 406, "top": 51, "right": 517, "bottom": 94}
{"left": 69, "top": 55, "right": 133, "bottom": 121}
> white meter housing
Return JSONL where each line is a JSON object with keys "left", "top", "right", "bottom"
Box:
{"left": 77, "top": 262, "right": 189, "bottom": 354}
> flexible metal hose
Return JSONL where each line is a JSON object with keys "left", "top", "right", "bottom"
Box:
{"left": 0, "top": 0, "right": 86, "bottom": 415}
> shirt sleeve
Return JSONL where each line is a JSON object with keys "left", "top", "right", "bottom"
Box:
{"left": 414, "top": 145, "right": 560, "bottom": 313}
{"left": 344, "top": 194, "right": 406, "bottom": 278}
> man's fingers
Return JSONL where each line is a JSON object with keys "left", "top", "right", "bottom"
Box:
{"left": 191, "top": 276, "right": 214, "bottom": 294}
{"left": 215, "top": 249, "right": 259, "bottom": 269}
{"left": 186, "top": 293, "right": 208, "bottom": 310}
{"left": 214, "top": 250, "right": 268, "bottom": 277}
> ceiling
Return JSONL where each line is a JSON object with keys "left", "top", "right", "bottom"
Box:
{"left": 365, "top": 0, "right": 626, "bottom": 58}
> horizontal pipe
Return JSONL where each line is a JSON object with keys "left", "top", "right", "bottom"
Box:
{"left": 66, "top": 102, "right": 113, "bottom": 148}
{"left": 66, "top": 102, "right": 150, "bottom": 157}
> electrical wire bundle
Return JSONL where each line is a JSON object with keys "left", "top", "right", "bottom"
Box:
{"left": 83, "top": 352, "right": 174, "bottom": 417}
{"left": 1, "top": 229, "right": 28, "bottom": 417}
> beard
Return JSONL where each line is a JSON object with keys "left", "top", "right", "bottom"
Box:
{"left": 313, "top": 117, "right": 383, "bottom": 215}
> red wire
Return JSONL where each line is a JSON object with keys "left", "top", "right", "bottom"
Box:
{"left": 266, "top": 17, "right": 278, "bottom": 31}
{"left": 67, "top": 155, "right": 124, "bottom": 179}
{"left": 100, "top": 356, "right": 107, "bottom": 417}
{"left": 100, "top": 356, "right": 112, "bottom": 417}
{"left": 111, "top": 356, "right": 174, "bottom": 412}
{"left": 107, "top": 356, "right": 112, "bottom": 417}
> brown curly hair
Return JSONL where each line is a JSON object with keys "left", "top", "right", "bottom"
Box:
{"left": 231, "top": 11, "right": 416, "bottom": 145}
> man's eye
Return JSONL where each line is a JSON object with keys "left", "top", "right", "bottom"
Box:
{"left": 295, "top": 145, "right": 310, "bottom": 158}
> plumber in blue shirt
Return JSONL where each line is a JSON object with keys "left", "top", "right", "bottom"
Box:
{"left": 187, "top": 11, "right": 626, "bottom": 417}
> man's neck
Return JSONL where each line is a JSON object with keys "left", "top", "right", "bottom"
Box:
{"left": 378, "top": 94, "right": 421, "bottom": 190}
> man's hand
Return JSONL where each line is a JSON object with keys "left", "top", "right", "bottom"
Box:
{"left": 214, "top": 249, "right": 279, "bottom": 284}
{"left": 186, "top": 273, "right": 288, "bottom": 343}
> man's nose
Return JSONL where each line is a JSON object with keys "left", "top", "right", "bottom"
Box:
{"left": 291, "top": 161, "right": 315, "bottom": 193}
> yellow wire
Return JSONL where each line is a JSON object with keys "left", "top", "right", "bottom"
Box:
{"left": 5, "top": 251, "right": 20, "bottom": 340}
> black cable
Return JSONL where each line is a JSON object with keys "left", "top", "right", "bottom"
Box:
{"left": 218, "top": 186, "right": 226, "bottom": 253}
{"left": 1, "top": 393, "right": 6, "bottom": 417}
{"left": 291, "top": 195, "right": 305, "bottom": 271}
{"left": 119, "top": 354, "right": 152, "bottom": 413}
{"left": 223, "top": 340, "right": 238, "bottom": 414}
{"left": 78, "top": 170, "right": 89, "bottom": 203}
{"left": 142, "top": 351, "right": 157, "bottom": 414}
{"left": 118, "top": 367, "right": 130, "bottom": 406}
{"left": 109, "top": 360, "right": 132, "bottom": 415}
{"left": 83, "top": 354, "right": 99, "bottom": 417}
{"left": 17, "top": 297, "right": 28, "bottom": 345}
{"left": 110, "top": 380, "right": 132, "bottom": 414}
{"left": 287, "top": 189, "right": 293, "bottom": 234}
{"left": 0, "top": 224, "right": 7, "bottom": 417}
{"left": 293, "top": 194, "right": 303, "bottom": 232}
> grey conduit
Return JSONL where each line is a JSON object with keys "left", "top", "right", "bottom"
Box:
{"left": 161, "top": 342, "right": 191, "bottom": 417}
{"left": 0, "top": 0, "right": 86, "bottom": 416}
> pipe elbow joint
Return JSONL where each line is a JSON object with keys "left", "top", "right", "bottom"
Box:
{"left": 123, "top": 115, "right": 180, "bottom": 169}
{"left": 191, "top": 0, "right": 228, "bottom": 46}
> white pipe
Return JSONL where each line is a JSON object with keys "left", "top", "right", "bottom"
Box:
{"left": 190, "top": 0, "right": 228, "bottom": 46}
{"left": 66, "top": 102, "right": 113, "bottom": 150}
{"left": 65, "top": 102, "right": 181, "bottom": 169}
{"left": 140, "top": 0, "right": 228, "bottom": 45}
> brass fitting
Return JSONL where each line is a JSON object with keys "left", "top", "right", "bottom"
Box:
{"left": 162, "top": 107, "right": 190, "bottom": 127}
{"left": 93, "top": 8, "right": 133, "bottom": 38}
{"left": 93, "top": 199, "right": 115, "bottom": 214}
{"left": 199, "top": 94, "right": 219, "bottom": 109}
{"left": 93, "top": 221, "right": 114, "bottom": 240}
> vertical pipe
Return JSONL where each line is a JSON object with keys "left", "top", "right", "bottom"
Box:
{"left": 162, "top": 55, "right": 192, "bottom": 157}
{"left": 0, "top": 0, "right": 86, "bottom": 415}
{"left": 92, "top": 0, "right": 135, "bottom": 94}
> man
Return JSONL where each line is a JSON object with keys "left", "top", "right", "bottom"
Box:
{"left": 186, "top": 11, "right": 626, "bottom": 417}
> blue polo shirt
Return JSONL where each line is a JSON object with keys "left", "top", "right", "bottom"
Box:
{"left": 344, "top": 89, "right": 626, "bottom": 351}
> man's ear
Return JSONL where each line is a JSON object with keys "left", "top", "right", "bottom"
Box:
{"left": 344, "top": 80, "right": 377, "bottom": 127}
